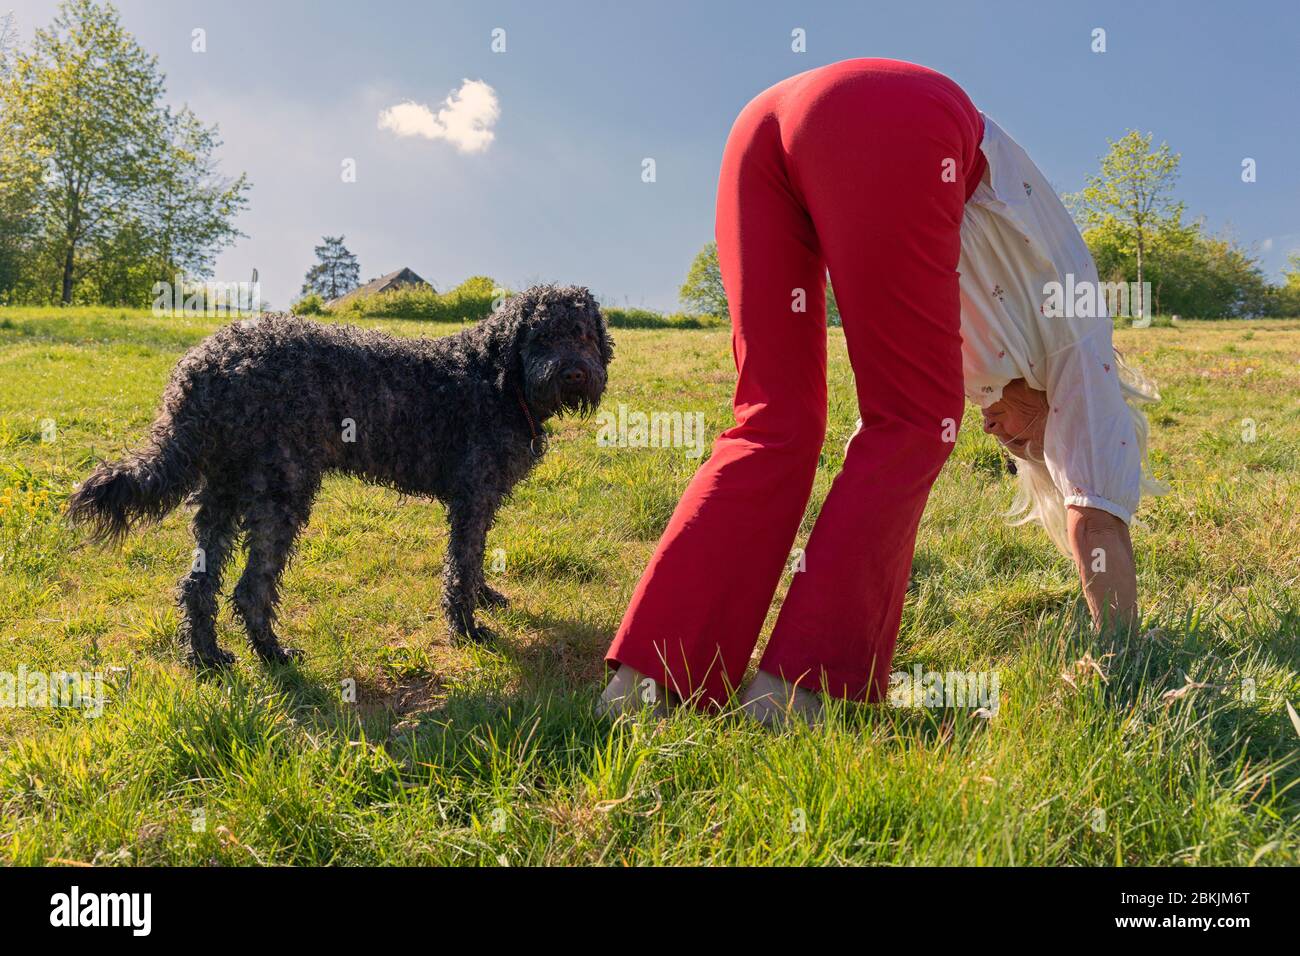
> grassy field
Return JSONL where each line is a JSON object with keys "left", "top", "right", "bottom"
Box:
{"left": 1, "top": 305, "right": 1298, "bottom": 866}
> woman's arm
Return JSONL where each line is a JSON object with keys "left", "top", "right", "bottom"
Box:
{"left": 1066, "top": 505, "right": 1137, "bottom": 630}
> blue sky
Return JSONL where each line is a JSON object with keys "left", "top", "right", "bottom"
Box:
{"left": 7, "top": 0, "right": 1300, "bottom": 309}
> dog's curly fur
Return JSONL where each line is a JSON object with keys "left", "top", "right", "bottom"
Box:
{"left": 68, "top": 284, "right": 612, "bottom": 667}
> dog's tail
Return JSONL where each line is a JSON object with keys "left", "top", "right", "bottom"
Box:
{"left": 67, "top": 422, "right": 202, "bottom": 543}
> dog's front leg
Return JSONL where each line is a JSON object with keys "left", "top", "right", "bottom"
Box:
{"left": 442, "top": 497, "right": 496, "bottom": 643}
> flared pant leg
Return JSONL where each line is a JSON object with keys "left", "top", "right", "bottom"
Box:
{"left": 607, "top": 58, "right": 985, "bottom": 708}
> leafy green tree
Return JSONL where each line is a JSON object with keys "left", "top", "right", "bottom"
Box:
{"left": 0, "top": 12, "right": 15, "bottom": 71}
{"left": 0, "top": 13, "right": 40, "bottom": 299}
{"left": 679, "top": 241, "right": 728, "bottom": 319}
{"left": 146, "top": 108, "right": 250, "bottom": 295}
{"left": 679, "top": 239, "right": 841, "bottom": 324}
{"left": 1273, "top": 253, "right": 1300, "bottom": 317}
{"left": 0, "top": 132, "right": 39, "bottom": 300}
{"left": 1068, "top": 130, "right": 1182, "bottom": 320}
{"left": 1082, "top": 209, "right": 1271, "bottom": 319}
{"left": 1276, "top": 251, "right": 1300, "bottom": 303}
{"left": 0, "top": 0, "right": 248, "bottom": 304}
{"left": 302, "top": 236, "right": 361, "bottom": 301}
{"left": 449, "top": 275, "right": 498, "bottom": 299}
{"left": 1155, "top": 229, "right": 1269, "bottom": 318}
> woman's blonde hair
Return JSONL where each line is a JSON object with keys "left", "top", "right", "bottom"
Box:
{"left": 1006, "top": 350, "right": 1168, "bottom": 554}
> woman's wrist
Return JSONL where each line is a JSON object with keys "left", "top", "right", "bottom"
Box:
{"left": 1066, "top": 505, "right": 1137, "bottom": 630}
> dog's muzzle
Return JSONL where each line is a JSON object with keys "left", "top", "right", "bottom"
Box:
{"left": 525, "top": 347, "right": 607, "bottom": 418}
{"left": 559, "top": 363, "right": 605, "bottom": 410}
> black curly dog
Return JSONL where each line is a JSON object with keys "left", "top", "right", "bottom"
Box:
{"left": 68, "top": 285, "right": 611, "bottom": 667}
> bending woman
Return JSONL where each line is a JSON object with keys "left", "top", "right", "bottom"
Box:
{"left": 600, "top": 58, "right": 1163, "bottom": 723}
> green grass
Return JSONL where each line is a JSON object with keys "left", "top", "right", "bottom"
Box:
{"left": 0, "top": 306, "right": 1297, "bottom": 865}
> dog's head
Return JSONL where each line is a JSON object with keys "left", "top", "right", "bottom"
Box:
{"left": 496, "top": 284, "right": 612, "bottom": 419}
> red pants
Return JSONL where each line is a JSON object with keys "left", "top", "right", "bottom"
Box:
{"left": 606, "top": 59, "right": 986, "bottom": 708}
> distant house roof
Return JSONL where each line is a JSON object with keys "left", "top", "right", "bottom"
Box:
{"left": 328, "top": 267, "right": 432, "bottom": 307}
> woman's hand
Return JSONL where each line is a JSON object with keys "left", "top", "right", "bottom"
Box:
{"left": 1066, "top": 505, "right": 1137, "bottom": 631}
{"left": 981, "top": 379, "right": 1048, "bottom": 459}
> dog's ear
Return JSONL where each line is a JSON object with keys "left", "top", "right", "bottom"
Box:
{"left": 473, "top": 288, "right": 530, "bottom": 394}
{"left": 491, "top": 311, "right": 529, "bottom": 393}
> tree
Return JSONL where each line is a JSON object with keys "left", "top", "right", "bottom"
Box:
{"left": 0, "top": 12, "right": 41, "bottom": 299}
{"left": 0, "top": 12, "right": 16, "bottom": 71}
{"left": 679, "top": 240, "right": 841, "bottom": 324}
{"left": 0, "top": 14, "right": 30, "bottom": 298}
{"left": 0, "top": 0, "right": 248, "bottom": 304}
{"left": 145, "top": 108, "right": 250, "bottom": 296}
{"left": 0, "top": 13, "right": 38, "bottom": 298}
{"left": 679, "top": 241, "right": 728, "bottom": 319}
{"left": 1082, "top": 207, "right": 1272, "bottom": 319}
{"left": 1273, "top": 253, "right": 1300, "bottom": 317}
{"left": 302, "top": 236, "right": 361, "bottom": 301}
{"left": 1067, "top": 130, "right": 1182, "bottom": 321}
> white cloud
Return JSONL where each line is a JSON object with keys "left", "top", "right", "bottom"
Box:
{"left": 378, "top": 79, "right": 500, "bottom": 154}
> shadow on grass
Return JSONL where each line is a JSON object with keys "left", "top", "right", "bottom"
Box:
{"left": 167, "top": 592, "right": 1300, "bottom": 829}
{"left": 482, "top": 605, "right": 610, "bottom": 678}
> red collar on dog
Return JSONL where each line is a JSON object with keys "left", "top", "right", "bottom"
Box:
{"left": 514, "top": 385, "right": 546, "bottom": 457}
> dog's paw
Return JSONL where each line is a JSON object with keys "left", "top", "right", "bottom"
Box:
{"left": 449, "top": 621, "right": 498, "bottom": 646}
{"left": 255, "top": 643, "right": 304, "bottom": 666}
{"left": 478, "top": 584, "right": 510, "bottom": 609}
{"left": 188, "top": 645, "right": 237, "bottom": 670}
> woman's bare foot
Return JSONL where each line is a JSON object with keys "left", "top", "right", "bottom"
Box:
{"left": 740, "top": 670, "right": 824, "bottom": 728}
{"left": 597, "top": 665, "right": 669, "bottom": 719}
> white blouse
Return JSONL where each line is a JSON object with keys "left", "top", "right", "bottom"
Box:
{"left": 957, "top": 113, "right": 1161, "bottom": 533}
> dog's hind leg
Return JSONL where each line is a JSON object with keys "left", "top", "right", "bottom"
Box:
{"left": 232, "top": 497, "right": 309, "bottom": 665}
{"left": 178, "top": 492, "right": 239, "bottom": 669}
{"left": 443, "top": 495, "right": 500, "bottom": 644}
